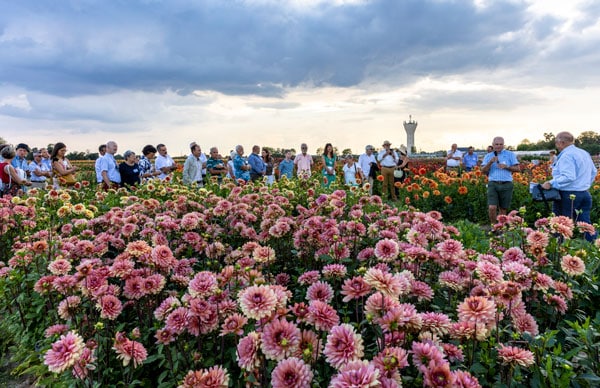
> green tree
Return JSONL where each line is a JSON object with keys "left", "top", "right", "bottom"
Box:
{"left": 517, "top": 139, "right": 533, "bottom": 151}
{"left": 341, "top": 148, "right": 353, "bottom": 156}
{"left": 575, "top": 131, "right": 600, "bottom": 155}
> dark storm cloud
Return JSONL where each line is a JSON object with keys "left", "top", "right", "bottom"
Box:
{"left": 0, "top": 0, "right": 540, "bottom": 98}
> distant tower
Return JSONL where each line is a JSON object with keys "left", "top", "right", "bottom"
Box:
{"left": 403, "top": 115, "right": 417, "bottom": 154}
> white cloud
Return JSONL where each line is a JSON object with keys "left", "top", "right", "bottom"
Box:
{"left": 0, "top": 0, "right": 599, "bottom": 153}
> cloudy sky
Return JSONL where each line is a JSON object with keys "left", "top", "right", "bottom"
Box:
{"left": 1, "top": 0, "right": 599, "bottom": 155}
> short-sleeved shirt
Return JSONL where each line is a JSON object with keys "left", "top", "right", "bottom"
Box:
{"left": 358, "top": 153, "right": 377, "bottom": 177}
{"left": 233, "top": 154, "right": 250, "bottom": 182}
{"left": 155, "top": 154, "right": 175, "bottom": 180}
{"left": 119, "top": 162, "right": 141, "bottom": 187}
{"left": 207, "top": 157, "right": 227, "bottom": 175}
{"left": 248, "top": 153, "right": 265, "bottom": 176}
{"left": 463, "top": 153, "right": 478, "bottom": 169}
{"left": 279, "top": 159, "right": 294, "bottom": 179}
{"left": 483, "top": 150, "right": 519, "bottom": 182}
{"left": 447, "top": 149, "right": 463, "bottom": 167}
{"left": 294, "top": 153, "right": 313, "bottom": 176}
{"left": 99, "top": 154, "right": 122, "bottom": 183}
{"left": 29, "top": 161, "right": 50, "bottom": 182}
{"left": 138, "top": 155, "right": 154, "bottom": 178}
{"left": 343, "top": 163, "right": 359, "bottom": 185}
{"left": 378, "top": 150, "right": 398, "bottom": 168}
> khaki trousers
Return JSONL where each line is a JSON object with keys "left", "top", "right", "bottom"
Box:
{"left": 381, "top": 166, "right": 396, "bottom": 200}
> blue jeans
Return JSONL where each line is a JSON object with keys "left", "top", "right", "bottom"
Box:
{"left": 554, "top": 190, "right": 597, "bottom": 241}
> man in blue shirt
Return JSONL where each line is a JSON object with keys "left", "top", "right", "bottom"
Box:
{"left": 481, "top": 137, "right": 520, "bottom": 225}
{"left": 278, "top": 150, "right": 294, "bottom": 180}
{"left": 462, "top": 146, "right": 478, "bottom": 172}
{"left": 11, "top": 143, "right": 30, "bottom": 174}
{"left": 542, "top": 131, "right": 598, "bottom": 241}
{"left": 11, "top": 143, "right": 30, "bottom": 191}
{"left": 233, "top": 145, "right": 251, "bottom": 182}
{"left": 39, "top": 147, "right": 52, "bottom": 171}
{"left": 248, "top": 145, "right": 265, "bottom": 182}
{"left": 99, "top": 141, "right": 121, "bottom": 189}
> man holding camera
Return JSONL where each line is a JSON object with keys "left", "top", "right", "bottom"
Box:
{"left": 481, "top": 137, "right": 520, "bottom": 225}
{"left": 377, "top": 140, "right": 398, "bottom": 201}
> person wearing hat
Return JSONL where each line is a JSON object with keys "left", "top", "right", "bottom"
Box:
{"left": 12, "top": 143, "right": 30, "bottom": 175}
{"left": 10, "top": 143, "right": 31, "bottom": 191}
{"left": 358, "top": 145, "right": 378, "bottom": 195}
{"left": 28, "top": 150, "right": 52, "bottom": 189}
{"left": 377, "top": 140, "right": 399, "bottom": 201}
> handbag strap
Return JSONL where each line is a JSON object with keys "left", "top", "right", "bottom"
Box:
{"left": 537, "top": 183, "right": 551, "bottom": 212}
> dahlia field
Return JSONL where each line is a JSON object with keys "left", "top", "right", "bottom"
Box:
{"left": 1, "top": 172, "right": 599, "bottom": 387}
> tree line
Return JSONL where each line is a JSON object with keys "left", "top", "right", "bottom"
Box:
{"left": 517, "top": 131, "right": 600, "bottom": 155}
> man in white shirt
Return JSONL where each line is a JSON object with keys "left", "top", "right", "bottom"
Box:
{"left": 29, "top": 151, "right": 52, "bottom": 189}
{"left": 446, "top": 143, "right": 463, "bottom": 172}
{"left": 358, "top": 145, "right": 377, "bottom": 194}
{"left": 377, "top": 140, "right": 398, "bottom": 201}
{"left": 94, "top": 144, "right": 106, "bottom": 184}
{"left": 155, "top": 143, "right": 178, "bottom": 181}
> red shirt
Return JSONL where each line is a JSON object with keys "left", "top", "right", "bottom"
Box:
{"left": 0, "top": 162, "right": 11, "bottom": 184}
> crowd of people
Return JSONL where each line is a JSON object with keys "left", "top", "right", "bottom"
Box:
{"left": 0, "top": 132, "right": 597, "bottom": 239}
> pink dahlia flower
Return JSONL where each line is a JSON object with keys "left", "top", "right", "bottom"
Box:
{"left": 497, "top": 344, "right": 535, "bottom": 367}
{"left": 307, "top": 300, "right": 339, "bottom": 332}
{"left": 44, "top": 331, "right": 85, "bottom": 373}
{"left": 188, "top": 271, "right": 218, "bottom": 298}
{"left": 236, "top": 331, "right": 261, "bottom": 371}
{"left": 238, "top": 285, "right": 278, "bottom": 321}
{"left": 560, "top": 255, "right": 586, "bottom": 276}
{"left": 97, "top": 295, "right": 123, "bottom": 320}
{"left": 261, "top": 318, "right": 301, "bottom": 361}
{"left": 329, "top": 360, "right": 380, "bottom": 388}
{"left": 374, "top": 238, "right": 400, "bottom": 262}
{"left": 271, "top": 357, "right": 313, "bottom": 388}
{"left": 324, "top": 323, "right": 364, "bottom": 369}
{"left": 457, "top": 296, "right": 496, "bottom": 324}
{"left": 306, "top": 281, "right": 334, "bottom": 303}
{"left": 341, "top": 276, "right": 372, "bottom": 302}
{"left": 113, "top": 337, "right": 147, "bottom": 368}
